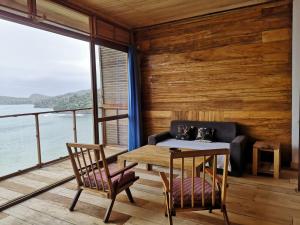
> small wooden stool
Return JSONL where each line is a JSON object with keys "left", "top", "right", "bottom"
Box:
{"left": 252, "top": 141, "right": 281, "bottom": 179}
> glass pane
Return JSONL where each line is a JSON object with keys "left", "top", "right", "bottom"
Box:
{"left": 76, "top": 109, "right": 94, "bottom": 143}
{"left": 0, "top": 18, "right": 92, "bottom": 174}
{"left": 39, "top": 112, "right": 73, "bottom": 162}
{"left": 0, "top": 115, "right": 37, "bottom": 176}
{"left": 36, "top": 0, "right": 90, "bottom": 33}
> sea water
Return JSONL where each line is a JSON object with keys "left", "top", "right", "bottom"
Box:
{"left": 0, "top": 105, "right": 93, "bottom": 176}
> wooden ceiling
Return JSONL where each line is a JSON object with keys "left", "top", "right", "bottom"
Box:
{"left": 65, "top": 0, "right": 272, "bottom": 28}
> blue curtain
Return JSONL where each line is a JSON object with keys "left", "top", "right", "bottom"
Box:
{"left": 128, "top": 46, "right": 142, "bottom": 151}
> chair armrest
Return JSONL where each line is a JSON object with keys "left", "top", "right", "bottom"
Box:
{"left": 230, "top": 135, "right": 247, "bottom": 177}
{"left": 148, "top": 131, "right": 172, "bottom": 145}
{"left": 109, "top": 162, "right": 138, "bottom": 178}
{"left": 159, "top": 172, "right": 170, "bottom": 192}
{"left": 231, "top": 135, "right": 247, "bottom": 145}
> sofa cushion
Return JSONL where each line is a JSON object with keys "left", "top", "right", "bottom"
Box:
{"left": 170, "top": 120, "right": 237, "bottom": 143}
{"left": 196, "top": 127, "right": 215, "bottom": 142}
{"left": 176, "top": 125, "right": 198, "bottom": 140}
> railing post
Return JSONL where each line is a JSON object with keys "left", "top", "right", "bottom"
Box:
{"left": 72, "top": 110, "right": 77, "bottom": 143}
{"left": 34, "top": 114, "right": 42, "bottom": 168}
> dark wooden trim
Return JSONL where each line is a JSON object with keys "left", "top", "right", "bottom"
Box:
{"left": 94, "top": 38, "right": 128, "bottom": 52}
{"left": 98, "top": 114, "right": 128, "bottom": 123}
{"left": 0, "top": 175, "right": 75, "bottom": 212}
{"left": 27, "top": 0, "right": 36, "bottom": 16}
{"left": 0, "top": 9, "right": 90, "bottom": 42}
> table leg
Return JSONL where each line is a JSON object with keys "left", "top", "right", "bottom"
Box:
{"left": 274, "top": 149, "right": 280, "bottom": 179}
{"left": 146, "top": 164, "right": 153, "bottom": 171}
{"left": 252, "top": 147, "right": 258, "bottom": 176}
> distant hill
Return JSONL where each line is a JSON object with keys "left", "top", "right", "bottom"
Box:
{"left": 0, "top": 96, "right": 31, "bottom": 105}
{"left": 0, "top": 90, "right": 92, "bottom": 110}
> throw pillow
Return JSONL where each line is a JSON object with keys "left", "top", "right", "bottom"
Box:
{"left": 176, "top": 125, "right": 198, "bottom": 141}
{"left": 196, "top": 127, "right": 215, "bottom": 142}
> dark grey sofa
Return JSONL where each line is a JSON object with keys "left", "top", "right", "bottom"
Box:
{"left": 148, "top": 120, "right": 247, "bottom": 177}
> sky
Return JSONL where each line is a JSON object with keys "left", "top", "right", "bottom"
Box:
{"left": 0, "top": 18, "right": 91, "bottom": 97}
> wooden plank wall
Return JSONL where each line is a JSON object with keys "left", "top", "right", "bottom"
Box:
{"left": 134, "top": 0, "right": 292, "bottom": 166}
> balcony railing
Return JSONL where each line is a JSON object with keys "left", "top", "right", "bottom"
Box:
{"left": 0, "top": 106, "right": 128, "bottom": 180}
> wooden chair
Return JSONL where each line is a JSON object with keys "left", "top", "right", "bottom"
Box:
{"left": 66, "top": 143, "right": 139, "bottom": 223}
{"left": 159, "top": 148, "right": 230, "bottom": 225}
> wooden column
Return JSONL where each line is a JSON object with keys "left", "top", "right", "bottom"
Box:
{"left": 294, "top": 0, "right": 300, "bottom": 192}
{"left": 90, "top": 16, "right": 99, "bottom": 144}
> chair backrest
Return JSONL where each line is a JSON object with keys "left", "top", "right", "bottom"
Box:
{"left": 66, "top": 143, "right": 113, "bottom": 195}
{"left": 168, "top": 148, "right": 229, "bottom": 209}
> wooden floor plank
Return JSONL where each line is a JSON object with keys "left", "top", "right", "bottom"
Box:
{"left": 36, "top": 191, "right": 131, "bottom": 223}
{"left": 0, "top": 212, "right": 8, "bottom": 220}
{"left": 20, "top": 198, "right": 113, "bottom": 225}
{"left": 4, "top": 204, "right": 72, "bottom": 225}
{"left": 0, "top": 158, "right": 299, "bottom": 225}
{"left": 0, "top": 215, "right": 34, "bottom": 225}
{"left": 0, "top": 187, "right": 23, "bottom": 200}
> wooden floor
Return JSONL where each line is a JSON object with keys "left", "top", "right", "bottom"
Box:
{"left": 0, "top": 155, "right": 299, "bottom": 225}
{"left": 0, "top": 146, "right": 127, "bottom": 207}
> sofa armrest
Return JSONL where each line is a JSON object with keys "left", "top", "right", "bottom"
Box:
{"left": 148, "top": 131, "right": 172, "bottom": 145}
{"left": 230, "top": 135, "right": 247, "bottom": 177}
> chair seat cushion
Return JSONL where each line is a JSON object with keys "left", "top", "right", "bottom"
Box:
{"left": 83, "top": 164, "right": 136, "bottom": 189}
{"left": 172, "top": 177, "right": 220, "bottom": 208}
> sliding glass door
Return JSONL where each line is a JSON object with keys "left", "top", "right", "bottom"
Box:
{"left": 95, "top": 45, "right": 128, "bottom": 147}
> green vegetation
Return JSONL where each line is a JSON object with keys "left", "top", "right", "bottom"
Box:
{"left": 0, "top": 96, "right": 31, "bottom": 105}
{"left": 0, "top": 90, "right": 92, "bottom": 110}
